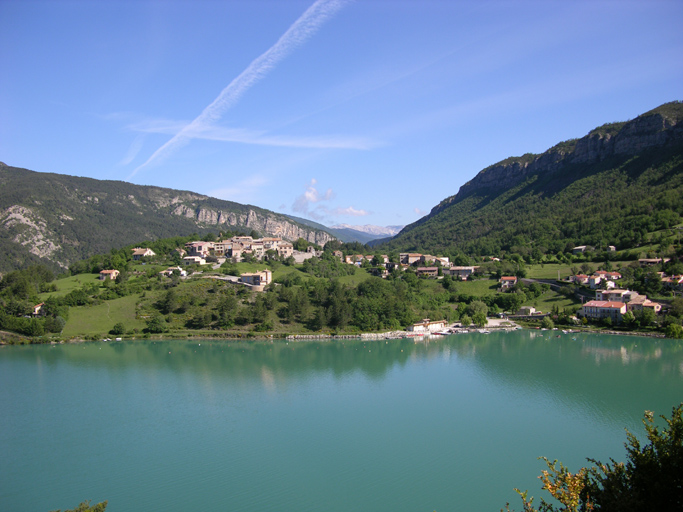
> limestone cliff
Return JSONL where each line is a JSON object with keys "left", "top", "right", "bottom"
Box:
{"left": 170, "top": 204, "right": 334, "bottom": 245}
{"left": 427, "top": 101, "right": 683, "bottom": 219}
{"left": 0, "top": 164, "right": 335, "bottom": 272}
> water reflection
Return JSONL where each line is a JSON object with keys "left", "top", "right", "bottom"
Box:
{"left": 5, "top": 332, "right": 682, "bottom": 411}
{"left": 3, "top": 331, "right": 683, "bottom": 512}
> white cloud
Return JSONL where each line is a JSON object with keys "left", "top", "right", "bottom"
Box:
{"left": 333, "top": 206, "right": 369, "bottom": 217}
{"left": 129, "top": 0, "right": 350, "bottom": 178}
{"left": 292, "top": 178, "right": 334, "bottom": 216}
{"left": 291, "top": 179, "right": 371, "bottom": 221}
{"left": 414, "top": 207, "right": 427, "bottom": 216}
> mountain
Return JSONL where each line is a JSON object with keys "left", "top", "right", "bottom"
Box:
{"left": 331, "top": 224, "right": 403, "bottom": 238}
{"left": 0, "top": 165, "right": 335, "bottom": 273}
{"left": 380, "top": 101, "right": 683, "bottom": 256}
{"left": 283, "top": 216, "right": 401, "bottom": 244}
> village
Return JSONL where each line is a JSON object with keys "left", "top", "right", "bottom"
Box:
{"left": 75, "top": 235, "right": 683, "bottom": 340}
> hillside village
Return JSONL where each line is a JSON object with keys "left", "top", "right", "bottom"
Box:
{"left": 73, "top": 235, "right": 683, "bottom": 338}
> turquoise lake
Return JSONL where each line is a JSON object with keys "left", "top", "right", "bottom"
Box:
{"left": 1, "top": 330, "right": 682, "bottom": 511}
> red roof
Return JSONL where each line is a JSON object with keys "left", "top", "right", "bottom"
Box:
{"left": 583, "top": 300, "right": 626, "bottom": 309}
{"left": 501, "top": 276, "right": 517, "bottom": 281}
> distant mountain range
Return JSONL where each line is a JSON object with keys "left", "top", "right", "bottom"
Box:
{"left": 284, "top": 216, "right": 402, "bottom": 244}
{"left": 331, "top": 224, "right": 403, "bottom": 237}
{"left": 379, "top": 101, "right": 683, "bottom": 256}
{"left": 0, "top": 165, "right": 335, "bottom": 273}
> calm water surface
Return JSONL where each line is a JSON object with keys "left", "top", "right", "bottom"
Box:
{"left": 1, "top": 331, "right": 682, "bottom": 511}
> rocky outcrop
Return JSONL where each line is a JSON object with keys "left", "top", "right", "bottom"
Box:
{"left": 171, "top": 204, "right": 335, "bottom": 245}
{"left": 1, "top": 205, "right": 64, "bottom": 264}
{"left": 427, "top": 103, "right": 683, "bottom": 219}
{"left": 0, "top": 164, "right": 337, "bottom": 272}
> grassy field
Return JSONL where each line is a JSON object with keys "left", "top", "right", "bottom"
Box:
{"left": 62, "top": 294, "right": 146, "bottom": 337}
{"left": 521, "top": 289, "right": 578, "bottom": 313}
{"left": 39, "top": 273, "right": 103, "bottom": 300}
{"left": 337, "top": 268, "right": 373, "bottom": 286}
{"left": 452, "top": 278, "right": 499, "bottom": 295}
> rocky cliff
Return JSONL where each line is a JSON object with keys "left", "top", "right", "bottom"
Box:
{"left": 426, "top": 101, "right": 683, "bottom": 219}
{"left": 380, "top": 100, "right": 683, "bottom": 255}
{"left": 0, "top": 164, "right": 334, "bottom": 272}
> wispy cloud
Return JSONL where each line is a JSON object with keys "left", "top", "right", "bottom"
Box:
{"left": 414, "top": 207, "right": 426, "bottom": 216}
{"left": 129, "top": 0, "right": 349, "bottom": 178}
{"left": 128, "top": 118, "right": 375, "bottom": 150}
{"left": 118, "top": 134, "right": 146, "bottom": 166}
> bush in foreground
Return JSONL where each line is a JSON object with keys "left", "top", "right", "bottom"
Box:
{"left": 51, "top": 500, "right": 107, "bottom": 512}
{"left": 504, "top": 403, "right": 683, "bottom": 511}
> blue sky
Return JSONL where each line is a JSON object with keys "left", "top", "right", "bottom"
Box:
{"left": 1, "top": 0, "right": 682, "bottom": 228}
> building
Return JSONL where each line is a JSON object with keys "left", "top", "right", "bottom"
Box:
{"left": 32, "top": 303, "right": 45, "bottom": 317}
{"left": 580, "top": 300, "right": 626, "bottom": 322}
{"left": 571, "top": 274, "right": 590, "bottom": 285}
{"left": 593, "top": 270, "right": 622, "bottom": 281}
{"left": 638, "top": 258, "right": 670, "bottom": 267}
{"left": 99, "top": 269, "right": 120, "bottom": 281}
{"left": 131, "top": 247, "right": 156, "bottom": 260}
{"left": 408, "top": 319, "right": 447, "bottom": 333}
{"left": 399, "top": 253, "right": 423, "bottom": 265}
{"left": 626, "top": 295, "right": 662, "bottom": 314}
{"left": 595, "top": 289, "right": 630, "bottom": 302}
{"left": 182, "top": 256, "right": 206, "bottom": 266}
{"left": 213, "top": 240, "right": 231, "bottom": 256}
{"left": 277, "top": 242, "right": 294, "bottom": 258}
{"left": 159, "top": 266, "right": 187, "bottom": 277}
{"left": 446, "top": 266, "right": 479, "bottom": 280}
{"left": 499, "top": 276, "right": 517, "bottom": 289}
{"left": 185, "top": 242, "right": 214, "bottom": 258}
{"left": 588, "top": 275, "right": 602, "bottom": 289}
{"left": 517, "top": 306, "right": 536, "bottom": 315}
{"left": 240, "top": 270, "right": 273, "bottom": 290}
{"left": 416, "top": 267, "right": 439, "bottom": 278}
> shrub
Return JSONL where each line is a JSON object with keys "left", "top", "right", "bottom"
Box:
{"left": 505, "top": 404, "right": 683, "bottom": 511}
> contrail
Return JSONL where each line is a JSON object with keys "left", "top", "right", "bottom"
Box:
{"left": 129, "top": 0, "right": 349, "bottom": 178}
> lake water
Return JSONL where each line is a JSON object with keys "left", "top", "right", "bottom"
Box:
{"left": 1, "top": 331, "right": 682, "bottom": 512}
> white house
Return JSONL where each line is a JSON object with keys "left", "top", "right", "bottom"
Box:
{"left": 408, "top": 319, "right": 447, "bottom": 333}
{"left": 131, "top": 247, "right": 156, "bottom": 260}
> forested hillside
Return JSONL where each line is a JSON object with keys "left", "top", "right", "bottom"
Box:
{"left": 381, "top": 101, "right": 683, "bottom": 257}
{"left": 0, "top": 165, "right": 334, "bottom": 274}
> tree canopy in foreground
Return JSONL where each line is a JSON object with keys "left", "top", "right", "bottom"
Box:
{"left": 505, "top": 403, "right": 682, "bottom": 511}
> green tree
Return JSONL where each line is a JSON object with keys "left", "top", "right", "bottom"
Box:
{"left": 51, "top": 500, "right": 108, "bottom": 512}
{"left": 541, "top": 316, "right": 554, "bottom": 329}
{"left": 506, "top": 404, "right": 683, "bottom": 512}
{"left": 635, "top": 308, "right": 656, "bottom": 327}
{"left": 665, "top": 323, "right": 683, "bottom": 339}
{"left": 622, "top": 310, "right": 637, "bottom": 328}
{"left": 109, "top": 322, "right": 125, "bottom": 335}
{"left": 467, "top": 300, "right": 489, "bottom": 318}
{"left": 472, "top": 311, "right": 487, "bottom": 327}
{"left": 146, "top": 314, "right": 167, "bottom": 333}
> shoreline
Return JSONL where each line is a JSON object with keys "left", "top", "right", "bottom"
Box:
{"left": 2, "top": 322, "right": 669, "bottom": 346}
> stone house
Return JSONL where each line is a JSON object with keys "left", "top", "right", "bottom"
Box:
{"left": 99, "top": 269, "right": 120, "bottom": 281}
